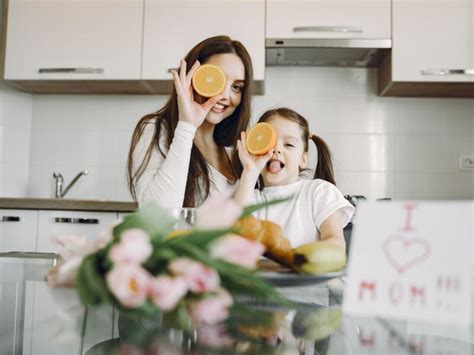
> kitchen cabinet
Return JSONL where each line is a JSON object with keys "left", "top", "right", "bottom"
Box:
{"left": 117, "top": 212, "right": 132, "bottom": 220}
{"left": 0, "top": 199, "right": 136, "bottom": 253}
{"left": 37, "top": 210, "right": 118, "bottom": 253}
{"left": 266, "top": 0, "right": 391, "bottom": 40}
{"left": 141, "top": 0, "right": 265, "bottom": 92}
{"left": 24, "top": 282, "right": 83, "bottom": 355}
{"left": 2, "top": 0, "right": 265, "bottom": 94}
{"left": 4, "top": 0, "right": 143, "bottom": 80}
{"left": 0, "top": 209, "right": 38, "bottom": 252}
{"left": 3, "top": 0, "right": 148, "bottom": 94}
{"left": 379, "top": 0, "right": 474, "bottom": 97}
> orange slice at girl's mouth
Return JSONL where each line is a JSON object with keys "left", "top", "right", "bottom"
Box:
{"left": 192, "top": 64, "right": 227, "bottom": 97}
{"left": 246, "top": 122, "right": 277, "bottom": 155}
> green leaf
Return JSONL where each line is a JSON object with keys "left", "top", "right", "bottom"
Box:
{"left": 142, "top": 247, "right": 176, "bottom": 274}
{"left": 228, "top": 303, "right": 279, "bottom": 328}
{"left": 119, "top": 301, "right": 160, "bottom": 319}
{"left": 76, "top": 254, "right": 111, "bottom": 305}
{"left": 76, "top": 262, "right": 94, "bottom": 305}
{"left": 164, "top": 227, "right": 233, "bottom": 249}
{"left": 168, "top": 242, "right": 213, "bottom": 266}
{"left": 113, "top": 203, "right": 177, "bottom": 242}
{"left": 165, "top": 242, "right": 290, "bottom": 307}
{"left": 214, "top": 261, "right": 292, "bottom": 307}
{"left": 163, "top": 242, "right": 289, "bottom": 306}
{"left": 241, "top": 197, "right": 292, "bottom": 218}
{"left": 162, "top": 303, "right": 192, "bottom": 331}
{"left": 117, "top": 308, "right": 162, "bottom": 348}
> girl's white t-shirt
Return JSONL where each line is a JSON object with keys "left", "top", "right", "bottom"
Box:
{"left": 133, "top": 120, "right": 237, "bottom": 208}
{"left": 252, "top": 179, "right": 354, "bottom": 248}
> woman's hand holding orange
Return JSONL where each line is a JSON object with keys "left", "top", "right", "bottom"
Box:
{"left": 171, "top": 59, "right": 223, "bottom": 129}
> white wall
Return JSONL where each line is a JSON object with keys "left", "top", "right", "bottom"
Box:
{"left": 0, "top": 83, "right": 33, "bottom": 196}
{"left": 21, "top": 67, "right": 474, "bottom": 201}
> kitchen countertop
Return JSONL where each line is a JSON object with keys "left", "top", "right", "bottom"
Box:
{"left": 0, "top": 197, "right": 137, "bottom": 212}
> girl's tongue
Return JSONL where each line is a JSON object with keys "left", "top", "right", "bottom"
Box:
{"left": 267, "top": 160, "right": 283, "bottom": 174}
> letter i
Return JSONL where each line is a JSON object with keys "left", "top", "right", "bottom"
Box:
{"left": 401, "top": 203, "right": 417, "bottom": 232}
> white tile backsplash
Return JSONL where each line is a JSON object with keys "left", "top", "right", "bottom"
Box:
{"left": 396, "top": 135, "right": 474, "bottom": 172}
{"left": 1, "top": 67, "right": 473, "bottom": 201}
{"left": 0, "top": 83, "right": 33, "bottom": 196}
{"left": 395, "top": 173, "right": 474, "bottom": 200}
{"left": 336, "top": 172, "right": 395, "bottom": 201}
{"left": 393, "top": 99, "right": 474, "bottom": 136}
{"left": 0, "top": 83, "right": 33, "bottom": 129}
{"left": 326, "top": 134, "right": 396, "bottom": 172}
{"left": 0, "top": 163, "right": 30, "bottom": 197}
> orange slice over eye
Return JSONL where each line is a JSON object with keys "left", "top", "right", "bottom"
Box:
{"left": 192, "top": 64, "right": 227, "bottom": 97}
{"left": 246, "top": 122, "right": 277, "bottom": 155}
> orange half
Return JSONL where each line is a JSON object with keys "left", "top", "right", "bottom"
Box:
{"left": 192, "top": 64, "right": 226, "bottom": 97}
{"left": 246, "top": 122, "right": 277, "bottom": 155}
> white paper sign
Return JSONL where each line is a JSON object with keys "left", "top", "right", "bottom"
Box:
{"left": 343, "top": 201, "right": 473, "bottom": 326}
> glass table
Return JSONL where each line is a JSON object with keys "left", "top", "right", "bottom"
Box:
{"left": 0, "top": 252, "right": 472, "bottom": 354}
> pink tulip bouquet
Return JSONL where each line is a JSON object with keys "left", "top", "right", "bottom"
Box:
{"left": 49, "top": 196, "right": 289, "bottom": 332}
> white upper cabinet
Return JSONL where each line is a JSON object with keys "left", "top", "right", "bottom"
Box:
{"left": 266, "top": 0, "right": 391, "bottom": 39}
{"left": 142, "top": 0, "right": 265, "bottom": 81}
{"left": 4, "top": 0, "right": 144, "bottom": 80}
{"left": 392, "top": 0, "right": 474, "bottom": 82}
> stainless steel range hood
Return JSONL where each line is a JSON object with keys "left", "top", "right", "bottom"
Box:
{"left": 266, "top": 38, "right": 392, "bottom": 67}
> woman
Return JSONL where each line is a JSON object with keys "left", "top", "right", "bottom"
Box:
{"left": 127, "top": 35, "right": 254, "bottom": 207}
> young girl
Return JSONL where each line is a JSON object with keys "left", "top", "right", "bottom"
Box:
{"left": 127, "top": 35, "right": 254, "bottom": 208}
{"left": 234, "top": 107, "right": 354, "bottom": 249}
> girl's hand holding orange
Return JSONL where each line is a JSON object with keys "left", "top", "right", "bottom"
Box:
{"left": 237, "top": 131, "right": 274, "bottom": 177}
{"left": 171, "top": 59, "right": 224, "bottom": 129}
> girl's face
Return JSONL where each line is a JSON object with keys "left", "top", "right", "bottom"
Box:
{"left": 202, "top": 53, "right": 245, "bottom": 125}
{"left": 261, "top": 115, "right": 308, "bottom": 187}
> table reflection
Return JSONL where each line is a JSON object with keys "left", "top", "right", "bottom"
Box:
{"left": 0, "top": 253, "right": 472, "bottom": 355}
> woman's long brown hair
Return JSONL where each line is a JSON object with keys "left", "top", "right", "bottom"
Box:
{"left": 127, "top": 35, "right": 253, "bottom": 207}
{"left": 258, "top": 107, "right": 336, "bottom": 186}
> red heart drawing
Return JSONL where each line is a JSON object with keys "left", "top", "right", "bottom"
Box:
{"left": 383, "top": 236, "right": 431, "bottom": 274}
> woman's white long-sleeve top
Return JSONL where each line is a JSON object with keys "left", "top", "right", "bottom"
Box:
{"left": 132, "top": 120, "right": 237, "bottom": 208}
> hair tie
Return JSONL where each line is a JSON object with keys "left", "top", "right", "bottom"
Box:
{"left": 309, "top": 133, "right": 315, "bottom": 140}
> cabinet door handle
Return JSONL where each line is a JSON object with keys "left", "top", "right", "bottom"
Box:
{"left": 38, "top": 68, "right": 104, "bottom": 74}
{"left": 293, "top": 26, "right": 363, "bottom": 33}
{"left": 167, "top": 68, "right": 179, "bottom": 73}
{"left": 421, "top": 69, "right": 474, "bottom": 76}
{"left": 54, "top": 217, "right": 99, "bottom": 224}
{"left": 1, "top": 216, "right": 21, "bottom": 222}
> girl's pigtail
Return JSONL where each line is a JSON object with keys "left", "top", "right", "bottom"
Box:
{"left": 310, "top": 134, "right": 336, "bottom": 185}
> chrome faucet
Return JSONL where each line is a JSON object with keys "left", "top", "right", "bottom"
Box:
{"left": 53, "top": 170, "right": 88, "bottom": 198}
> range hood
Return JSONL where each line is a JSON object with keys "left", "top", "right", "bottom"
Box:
{"left": 266, "top": 38, "right": 392, "bottom": 67}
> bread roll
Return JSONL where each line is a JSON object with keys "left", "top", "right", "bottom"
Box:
{"left": 234, "top": 216, "right": 294, "bottom": 267}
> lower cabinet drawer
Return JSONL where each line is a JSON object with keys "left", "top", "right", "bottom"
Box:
{"left": 37, "top": 210, "right": 118, "bottom": 252}
{"left": 0, "top": 209, "right": 38, "bottom": 252}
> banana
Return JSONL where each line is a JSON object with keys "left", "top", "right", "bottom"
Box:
{"left": 292, "top": 241, "right": 346, "bottom": 274}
